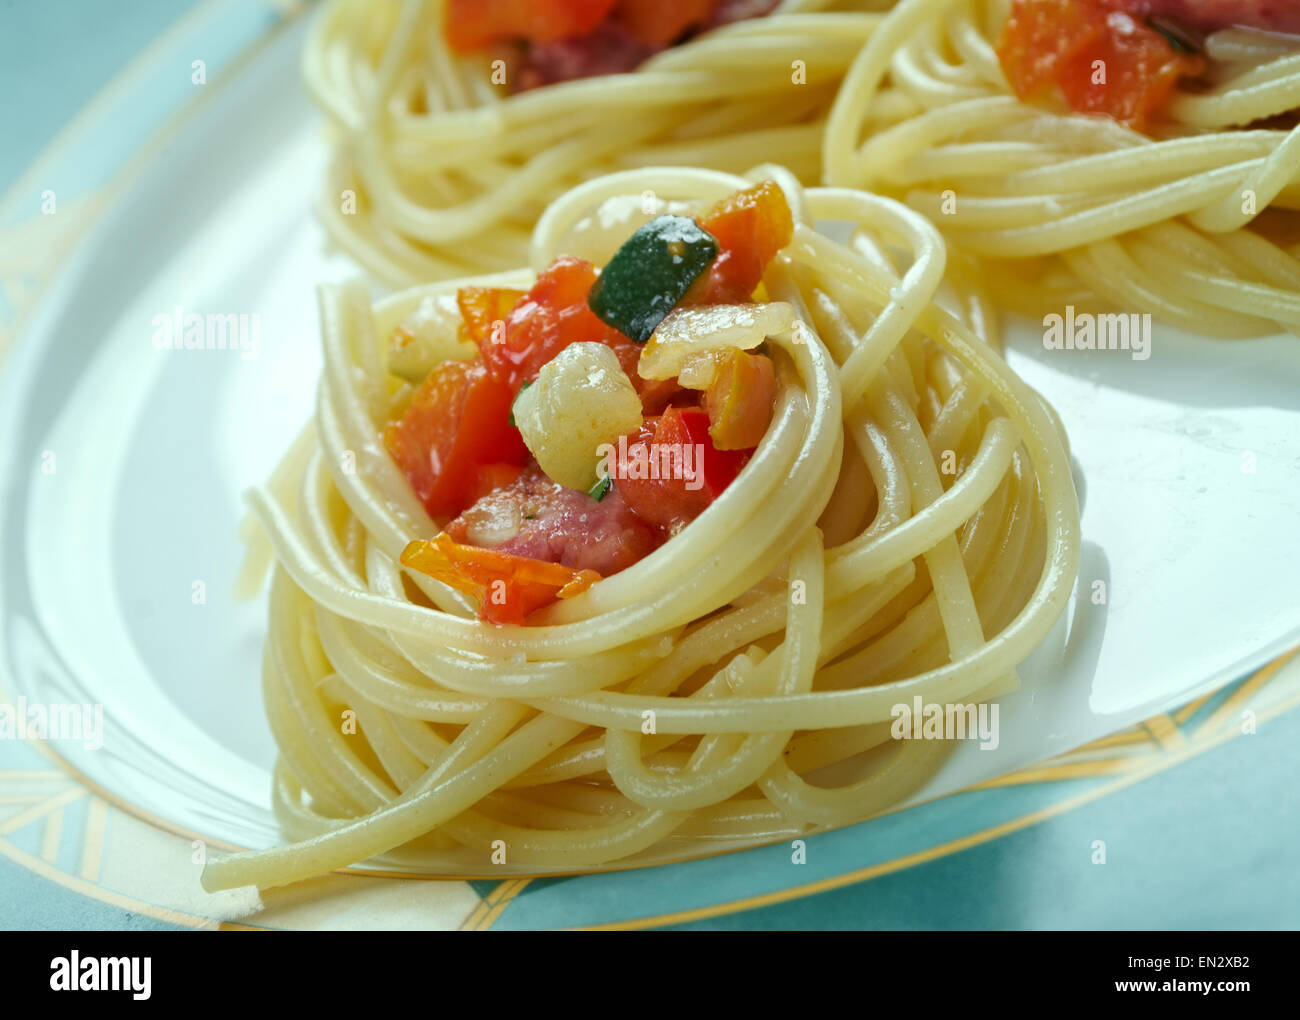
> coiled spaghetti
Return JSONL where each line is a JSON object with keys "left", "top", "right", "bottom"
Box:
{"left": 203, "top": 166, "right": 1079, "bottom": 891}
{"left": 824, "top": 0, "right": 1300, "bottom": 336}
{"left": 301, "top": 0, "right": 885, "bottom": 285}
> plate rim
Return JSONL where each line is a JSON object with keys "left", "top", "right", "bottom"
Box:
{"left": 3, "top": 0, "right": 1300, "bottom": 930}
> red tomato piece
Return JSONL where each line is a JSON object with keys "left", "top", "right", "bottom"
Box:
{"left": 1057, "top": 11, "right": 1204, "bottom": 129}
{"left": 996, "top": 0, "right": 1105, "bottom": 98}
{"left": 997, "top": 0, "right": 1205, "bottom": 131}
{"left": 444, "top": 0, "right": 617, "bottom": 53}
{"left": 688, "top": 181, "right": 794, "bottom": 305}
{"left": 466, "top": 462, "right": 527, "bottom": 506}
{"left": 671, "top": 406, "right": 751, "bottom": 497}
{"left": 604, "top": 333, "right": 682, "bottom": 414}
{"left": 615, "top": 408, "right": 750, "bottom": 529}
{"left": 469, "top": 257, "right": 611, "bottom": 391}
{"left": 383, "top": 361, "right": 527, "bottom": 521}
{"left": 615, "top": 417, "right": 707, "bottom": 530}
{"left": 466, "top": 257, "right": 675, "bottom": 408}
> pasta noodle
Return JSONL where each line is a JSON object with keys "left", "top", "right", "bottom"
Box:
{"left": 203, "top": 166, "right": 1080, "bottom": 890}
{"left": 824, "top": 0, "right": 1300, "bottom": 337}
{"left": 301, "top": 0, "right": 886, "bottom": 285}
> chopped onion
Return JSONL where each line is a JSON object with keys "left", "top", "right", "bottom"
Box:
{"left": 462, "top": 500, "right": 523, "bottom": 548}
{"left": 638, "top": 302, "right": 796, "bottom": 381}
{"left": 387, "top": 294, "right": 477, "bottom": 382}
{"left": 513, "top": 342, "right": 643, "bottom": 491}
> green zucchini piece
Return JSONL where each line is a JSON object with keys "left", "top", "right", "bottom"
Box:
{"left": 588, "top": 215, "right": 719, "bottom": 343}
{"left": 587, "top": 475, "right": 612, "bottom": 502}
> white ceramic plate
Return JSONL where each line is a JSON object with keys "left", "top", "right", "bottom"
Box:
{"left": 2, "top": 16, "right": 1299, "bottom": 868}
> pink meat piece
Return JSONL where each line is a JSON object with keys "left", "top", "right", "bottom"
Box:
{"left": 446, "top": 467, "right": 663, "bottom": 575}
{"left": 1107, "top": 0, "right": 1300, "bottom": 34}
{"left": 708, "top": 0, "right": 782, "bottom": 29}
{"left": 515, "top": 23, "right": 653, "bottom": 90}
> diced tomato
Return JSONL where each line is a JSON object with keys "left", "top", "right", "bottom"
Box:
{"left": 705, "top": 349, "right": 777, "bottom": 450}
{"left": 465, "top": 256, "right": 675, "bottom": 408}
{"left": 996, "top": 0, "right": 1105, "bottom": 98}
{"left": 467, "top": 257, "right": 609, "bottom": 390}
{"left": 444, "top": 0, "right": 617, "bottom": 53}
{"left": 401, "top": 533, "right": 600, "bottom": 625}
{"left": 604, "top": 333, "right": 682, "bottom": 413}
{"left": 384, "top": 361, "right": 528, "bottom": 521}
{"left": 997, "top": 0, "right": 1205, "bottom": 131}
{"left": 615, "top": 408, "right": 749, "bottom": 529}
{"left": 687, "top": 181, "right": 794, "bottom": 305}
{"left": 615, "top": 0, "right": 715, "bottom": 47}
{"left": 1058, "top": 11, "right": 1205, "bottom": 129}
{"left": 457, "top": 287, "right": 525, "bottom": 350}
{"left": 615, "top": 418, "right": 707, "bottom": 530}
{"left": 672, "top": 407, "right": 751, "bottom": 496}
{"left": 467, "top": 462, "right": 527, "bottom": 505}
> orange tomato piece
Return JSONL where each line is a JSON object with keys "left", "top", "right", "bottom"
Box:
{"left": 704, "top": 349, "right": 777, "bottom": 451}
{"left": 457, "top": 287, "right": 526, "bottom": 349}
{"left": 401, "top": 533, "right": 600, "bottom": 625}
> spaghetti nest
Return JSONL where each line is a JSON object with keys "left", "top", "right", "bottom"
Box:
{"left": 203, "top": 166, "right": 1079, "bottom": 891}
{"left": 824, "top": 0, "right": 1300, "bottom": 337}
{"left": 302, "top": 0, "right": 883, "bottom": 285}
